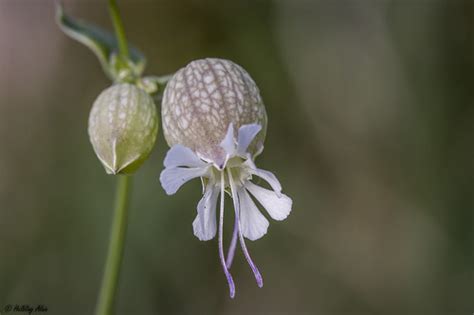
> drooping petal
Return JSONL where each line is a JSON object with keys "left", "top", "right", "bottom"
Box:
{"left": 220, "top": 123, "right": 236, "bottom": 156}
{"left": 164, "top": 144, "right": 207, "bottom": 168}
{"left": 245, "top": 181, "right": 292, "bottom": 221}
{"left": 159, "top": 166, "right": 209, "bottom": 195}
{"left": 238, "top": 187, "right": 269, "bottom": 241}
{"left": 244, "top": 160, "right": 282, "bottom": 196}
{"left": 237, "top": 124, "right": 262, "bottom": 156}
{"left": 192, "top": 184, "right": 219, "bottom": 241}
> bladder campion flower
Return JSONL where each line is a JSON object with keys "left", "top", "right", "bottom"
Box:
{"left": 89, "top": 83, "right": 158, "bottom": 174}
{"left": 159, "top": 58, "right": 292, "bottom": 298}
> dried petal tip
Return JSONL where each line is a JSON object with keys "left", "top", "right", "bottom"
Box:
{"left": 161, "top": 58, "right": 267, "bottom": 165}
{"left": 88, "top": 83, "right": 158, "bottom": 174}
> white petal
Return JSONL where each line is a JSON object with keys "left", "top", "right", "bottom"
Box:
{"left": 164, "top": 144, "right": 207, "bottom": 168}
{"left": 159, "top": 166, "right": 209, "bottom": 195}
{"left": 237, "top": 124, "right": 262, "bottom": 155}
{"left": 237, "top": 187, "right": 269, "bottom": 241}
{"left": 193, "top": 184, "right": 219, "bottom": 241}
{"left": 245, "top": 181, "right": 292, "bottom": 221}
{"left": 220, "top": 123, "right": 236, "bottom": 156}
{"left": 244, "top": 160, "right": 282, "bottom": 196}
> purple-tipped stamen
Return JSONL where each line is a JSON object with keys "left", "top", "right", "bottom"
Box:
{"left": 227, "top": 169, "right": 264, "bottom": 288}
{"left": 237, "top": 220, "right": 263, "bottom": 287}
{"left": 226, "top": 219, "right": 239, "bottom": 269}
{"left": 218, "top": 172, "right": 236, "bottom": 298}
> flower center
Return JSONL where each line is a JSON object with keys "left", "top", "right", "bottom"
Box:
{"left": 209, "top": 156, "right": 251, "bottom": 189}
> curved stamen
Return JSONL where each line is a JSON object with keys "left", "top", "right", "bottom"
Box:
{"left": 227, "top": 168, "right": 264, "bottom": 288}
{"left": 226, "top": 219, "right": 238, "bottom": 269}
{"left": 218, "top": 171, "right": 236, "bottom": 298}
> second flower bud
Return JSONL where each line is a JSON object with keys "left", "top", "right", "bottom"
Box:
{"left": 88, "top": 83, "right": 158, "bottom": 175}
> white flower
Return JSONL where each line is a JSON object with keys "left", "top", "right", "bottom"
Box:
{"left": 159, "top": 58, "right": 291, "bottom": 297}
{"left": 160, "top": 123, "right": 292, "bottom": 298}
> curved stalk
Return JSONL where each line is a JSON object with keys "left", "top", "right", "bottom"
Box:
{"left": 108, "top": 0, "right": 129, "bottom": 59}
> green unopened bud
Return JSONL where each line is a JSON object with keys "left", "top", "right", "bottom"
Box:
{"left": 88, "top": 83, "right": 158, "bottom": 174}
{"left": 161, "top": 58, "right": 267, "bottom": 163}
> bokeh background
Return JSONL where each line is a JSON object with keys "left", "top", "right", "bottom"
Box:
{"left": 1, "top": 0, "right": 473, "bottom": 314}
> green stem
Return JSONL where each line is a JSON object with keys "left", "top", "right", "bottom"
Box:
{"left": 95, "top": 175, "right": 132, "bottom": 315}
{"left": 108, "top": 0, "right": 129, "bottom": 59}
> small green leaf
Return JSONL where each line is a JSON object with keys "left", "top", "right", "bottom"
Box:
{"left": 55, "top": 3, "right": 145, "bottom": 80}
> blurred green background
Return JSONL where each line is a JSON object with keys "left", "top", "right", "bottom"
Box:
{"left": 0, "top": 0, "right": 473, "bottom": 314}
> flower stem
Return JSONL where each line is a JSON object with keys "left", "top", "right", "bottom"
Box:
{"left": 108, "top": 0, "right": 129, "bottom": 59}
{"left": 95, "top": 175, "right": 132, "bottom": 315}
